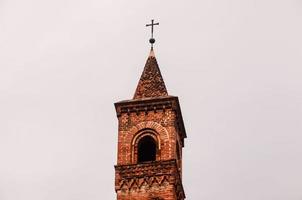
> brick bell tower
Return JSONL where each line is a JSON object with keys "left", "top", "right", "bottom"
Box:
{"left": 114, "top": 20, "right": 187, "bottom": 200}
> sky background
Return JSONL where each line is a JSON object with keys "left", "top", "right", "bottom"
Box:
{"left": 1, "top": 0, "right": 302, "bottom": 199}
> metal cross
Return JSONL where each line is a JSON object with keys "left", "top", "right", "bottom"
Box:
{"left": 146, "top": 19, "right": 159, "bottom": 39}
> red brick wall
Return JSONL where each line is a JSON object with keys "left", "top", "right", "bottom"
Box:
{"left": 116, "top": 184, "right": 176, "bottom": 200}
{"left": 117, "top": 109, "right": 179, "bottom": 165}
{"left": 114, "top": 98, "right": 185, "bottom": 200}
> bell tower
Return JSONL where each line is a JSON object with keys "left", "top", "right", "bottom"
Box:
{"left": 114, "top": 20, "right": 187, "bottom": 200}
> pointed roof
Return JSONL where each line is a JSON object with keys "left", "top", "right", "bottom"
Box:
{"left": 133, "top": 48, "right": 168, "bottom": 99}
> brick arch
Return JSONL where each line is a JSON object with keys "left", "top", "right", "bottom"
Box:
{"left": 132, "top": 129, "right": 160, "bottom": 163}
{"left": 128, "top": 121, "right": 171, "bottom": 164}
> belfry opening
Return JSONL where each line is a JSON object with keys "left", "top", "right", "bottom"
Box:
{"left": 137, "top": 135, "right": 157, "bottom": 163}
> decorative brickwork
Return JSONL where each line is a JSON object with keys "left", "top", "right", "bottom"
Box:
{"left": 115, "top": 160, "right": 185, "bottom": 200}
{"left": 133, "top": 50, "right": 168, "bottom": 99}
{"left": 114, "top": 49, "right": 186, "bottom": 200}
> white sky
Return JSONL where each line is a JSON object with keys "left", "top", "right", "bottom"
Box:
{"left": 0, "top": 0, "right": 302, "bottom": 199}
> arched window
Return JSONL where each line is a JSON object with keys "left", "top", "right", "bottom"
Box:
{"left": 137, "top": 135, "right": 157, "bottom": 163}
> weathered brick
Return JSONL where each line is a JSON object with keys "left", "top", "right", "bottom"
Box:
{"left": 114, "top": 49, "right": 186, "bottom": 200}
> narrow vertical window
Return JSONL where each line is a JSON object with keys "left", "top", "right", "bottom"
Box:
{"left": 176, "top": 142, "right": 181, "bottom": 159}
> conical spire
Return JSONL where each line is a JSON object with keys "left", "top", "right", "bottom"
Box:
{"left": 133, "top": 48, "right": 168, "bottom": 99}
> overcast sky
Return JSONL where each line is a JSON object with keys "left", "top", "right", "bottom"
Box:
{"left": 1, "top": 0, "right": 302, "bottom": 199}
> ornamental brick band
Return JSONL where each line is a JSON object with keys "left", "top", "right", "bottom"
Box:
{"left": 115, "top": 160, "right": 185, "bottom": 200}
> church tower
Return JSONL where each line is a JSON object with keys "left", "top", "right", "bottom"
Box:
{"left": 114, "top": 20, "right": 187, "bottom": 200}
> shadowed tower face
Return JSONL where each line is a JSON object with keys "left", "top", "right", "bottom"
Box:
{"left": 114, "top": 47, "right": 187, "bottom": 200}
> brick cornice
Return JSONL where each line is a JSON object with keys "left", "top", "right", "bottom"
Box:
{"left": 114, "top": 96, "right": 187, "bottom": 143}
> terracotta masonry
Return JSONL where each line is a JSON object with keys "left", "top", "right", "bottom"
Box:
{"left": 114, "top": 49, "right": 187, "bottom": 200}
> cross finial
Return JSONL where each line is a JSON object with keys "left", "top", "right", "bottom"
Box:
{"left": 146, "top": 19, "right": 159, "bottom": 48}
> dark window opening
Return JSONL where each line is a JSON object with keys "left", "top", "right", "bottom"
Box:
{"left": 137, "top": 136, "right": 156, "bottom": 163}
